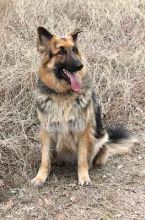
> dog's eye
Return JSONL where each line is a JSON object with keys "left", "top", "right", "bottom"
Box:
{"left": 58, "top": 47, "right": 66, "bottom": 55}
{"left": 72, "top": 46, "right": 78, "bottom": 54}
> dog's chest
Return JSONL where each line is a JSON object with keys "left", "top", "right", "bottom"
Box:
{"left": 53, "top": 131, "right": 78, "bottom": 162}
{"left": 40, "top": 98, "right": 88, "bottom": 133}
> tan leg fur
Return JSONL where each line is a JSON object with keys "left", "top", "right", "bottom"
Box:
{"left": 31, "top": 130, "right": 51, "bottom": 186}
{"left": 78, "top": 127, "right": 92, "bottom": 185}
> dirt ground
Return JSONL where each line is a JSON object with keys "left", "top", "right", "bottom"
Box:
{"left": 0, "top": 0, "right": 145, "bottom": 219}
{"left": 0, "top": 131, "right": 145, "bottom": 220}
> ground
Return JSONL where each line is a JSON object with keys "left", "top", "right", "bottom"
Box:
{"left": 0, "top": 0, "right": 145, "bottom": 219}
{"left": 1, "top": 132, "right": 145, "bottom": 219}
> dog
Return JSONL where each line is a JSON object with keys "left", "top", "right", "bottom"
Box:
{"left": 31, "top": 27, "right": 135, "bottom": 186}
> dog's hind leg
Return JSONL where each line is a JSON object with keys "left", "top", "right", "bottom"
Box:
{"left": 93, "top": 145, "right": 109, "bottom": 166}
{"left": 31, "top": 129, "right": 51, "bottom": 186}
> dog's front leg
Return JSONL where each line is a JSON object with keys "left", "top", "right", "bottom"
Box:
{"left": 78, "top": 129, "right": 92, "bottom": 186}
{"left": 31, "top": 129, "right": 51, "bottom": 186}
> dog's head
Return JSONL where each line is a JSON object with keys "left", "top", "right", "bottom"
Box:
{"left": 37, "top": 27, "right": 84, "bottom": 93}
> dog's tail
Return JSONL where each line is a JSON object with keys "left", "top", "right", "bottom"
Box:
{"left": 106, "top": 125, "right": 136, "bottom": 156}
{"left": 95, "top": 105, "right": 136, "bottom": 164}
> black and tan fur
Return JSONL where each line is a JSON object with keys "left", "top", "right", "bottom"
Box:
{"left": 31, "top": 27, "right": 136, "bottom": 186}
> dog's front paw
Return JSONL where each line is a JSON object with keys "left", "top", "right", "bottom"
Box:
{"left": 31, "top": 176, "right": 47, "bottom": 187}
{"left": 78, "top": 173, "right": 92, "bottom": 186}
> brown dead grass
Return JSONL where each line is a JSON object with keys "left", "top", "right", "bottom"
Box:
{"left": 0, "top": 0, "right": 145, "bottom": 219}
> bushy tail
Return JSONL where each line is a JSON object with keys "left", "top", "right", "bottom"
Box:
{"left": 95, "top": 105, "right": 137, "bottom": 163}
{"left": 106, "top": 125, "right": 136, "bottom": 156}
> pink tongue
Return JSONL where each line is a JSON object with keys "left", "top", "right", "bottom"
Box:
{"left": 63, "top": 69, "right": 81, "bottom": 92}
{"left": 69, "top": 74, "right": 81, "bottom": 92}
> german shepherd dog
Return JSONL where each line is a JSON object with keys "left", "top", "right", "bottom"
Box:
{"left": 31, "top": 27, "right": 135, "bottom": 186}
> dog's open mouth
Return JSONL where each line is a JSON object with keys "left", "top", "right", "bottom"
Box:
{"left": 63, "top": 69, "right": 81, "bottom": 92}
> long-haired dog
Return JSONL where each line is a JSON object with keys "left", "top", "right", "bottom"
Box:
{"left": 31, "top": 27, "right": 135, "bottom": 186}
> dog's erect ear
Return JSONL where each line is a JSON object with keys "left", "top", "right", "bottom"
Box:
{"left": 69, "top": 29, "right": 83, "bottom": 42}
{"left": 37, "top": 27, "right": 53, "bottom": 46}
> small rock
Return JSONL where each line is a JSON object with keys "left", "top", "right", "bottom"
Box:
{"left": 102, "top": 175, "right": 107, "bottom": 179}
{"left": 70, "top": 196, "right": 75, "bottom": 202}
{"left": 117, "top": 164, "right": 123, "bottom": 170}
{"left": 138, "top": 156, "right": 142, "bottom": 160}
{"left": 10, "top": 188, "right": 19, "bottom": 195}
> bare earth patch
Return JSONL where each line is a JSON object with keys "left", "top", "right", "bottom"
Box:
{"left": 1, "top": 136, "right": 145, "bottom": 220}
{"left": 0, "top": 0, "right": 145, "bottom": 219}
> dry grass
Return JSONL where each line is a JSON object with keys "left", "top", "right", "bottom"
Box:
{"left": 0, "top": 0, "right": 145, "bottom": 219}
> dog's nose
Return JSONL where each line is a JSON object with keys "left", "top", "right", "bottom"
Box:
{"left": 66, "top": 58, "right": 84, "bottom": 72}
{"left": 75, "top": 61, "right": 83, "bottom": 71}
